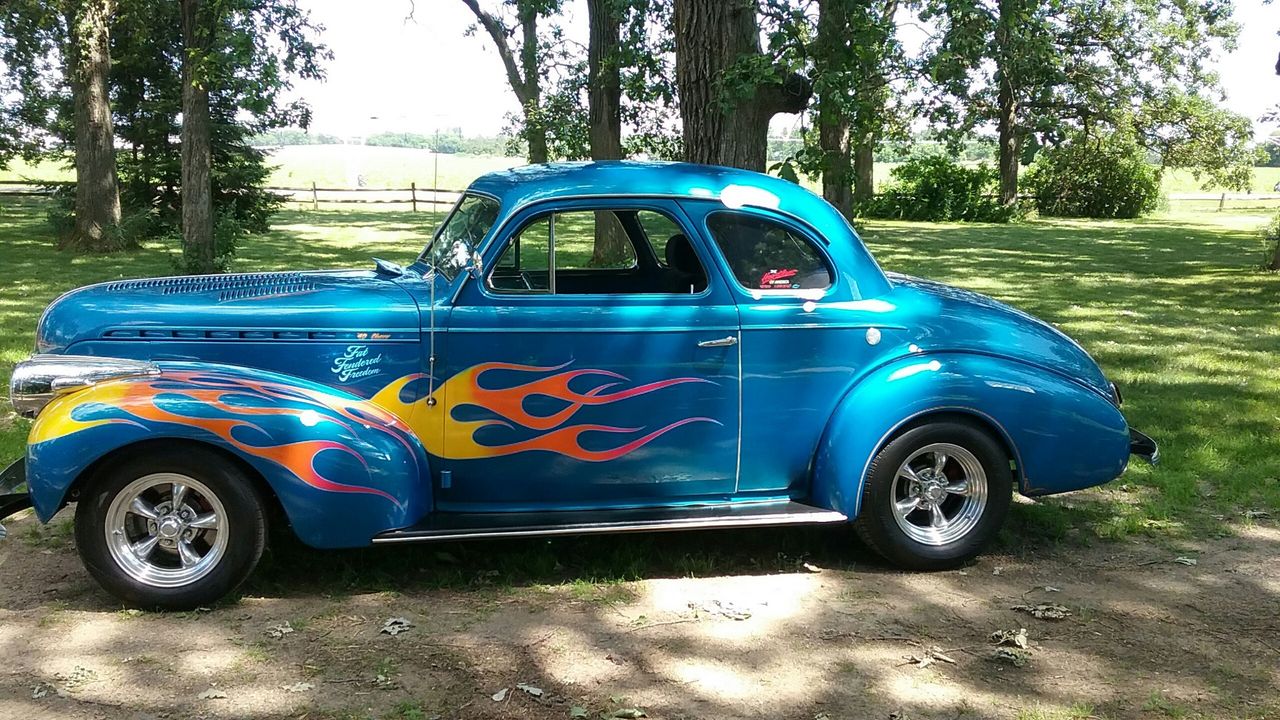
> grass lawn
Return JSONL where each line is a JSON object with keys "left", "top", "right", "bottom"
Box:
{"left": 1, "top": 196, "right": 1278, "bottom": 555}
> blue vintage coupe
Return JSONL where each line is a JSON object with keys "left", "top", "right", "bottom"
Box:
{"left": 0, "top": 162, "right": 1157, "bottom": 608}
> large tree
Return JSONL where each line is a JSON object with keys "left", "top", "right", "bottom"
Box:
{"left": 806, "top": 0, "right": 904, "bottom": 216}
{"left": 180, "top": 0, "right": 214, "bottom": 273}
{"left": 460, "top": 0, "right": 564, "bottom": 164}
{"left": 66, "top": 0, "right": 123, "bottom": 251}
{"left": 922, "top": 0, "right": 1240, "bottom": 207}
{"left": 673, "top": 0, "right": 810, "bottom": 171}
{"left": 1, "top": 0, "right": 124, "bottom": 251}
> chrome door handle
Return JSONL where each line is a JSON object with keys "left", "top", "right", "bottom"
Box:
{"left": 697, "top": 336, "right": 738, "bottom": 348}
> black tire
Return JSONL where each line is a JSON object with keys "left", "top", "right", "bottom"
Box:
{"left": 74, "top": 445, "right": 268, "bottom": 610}
{"left": 853, "top": 419, "right": 1012, "bottom": 570}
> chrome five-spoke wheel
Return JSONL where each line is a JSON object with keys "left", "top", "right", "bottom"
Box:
{"left": 105, "top": 473, "right": 229, "bottom": 587}
{"left": 890, "top": 443, "right": 988, "bottom": 546}
{"left": 854, "top": 420, "right": 1012, "bottom": 570}
{"left": 76, "top": 446, "right": 267, "bottom": 609}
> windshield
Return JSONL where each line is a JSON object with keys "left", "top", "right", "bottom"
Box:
{"left": 420, "top": 193, "right": 501, "bottom": 279}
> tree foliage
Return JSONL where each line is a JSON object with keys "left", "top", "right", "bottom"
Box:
{"left": 1023, "top": 132, "right": 1161, "bottom": 219}
{"left": 2, "top": 0, "right": 327, "bottom": 267}
{"left": 920, "top": 0, "right": 1243, "bottom": 204}
{"left": 858, "top": 154, "right": 1017, "bottom": 222}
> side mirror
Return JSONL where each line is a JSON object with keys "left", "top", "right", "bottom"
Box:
{"left": 449, "top": 240, "right": 484, "bottom": 279}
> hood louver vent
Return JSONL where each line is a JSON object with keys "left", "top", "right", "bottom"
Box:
{"left": 102, "top": 273, "right": 318, "bottom": 302}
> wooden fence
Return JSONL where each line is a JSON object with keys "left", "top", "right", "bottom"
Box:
{"left": 5, "top": 180, "right": 1280, "bottom": 213}
{"left": 0, "top": 180, "right": 464, "bottom": 211}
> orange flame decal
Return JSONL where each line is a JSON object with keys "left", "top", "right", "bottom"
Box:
{"left": 371, "top": 362, "right": 718, "bottom": 462}
{"left": 31, "top": 371, "right": 410, "bottom": 504}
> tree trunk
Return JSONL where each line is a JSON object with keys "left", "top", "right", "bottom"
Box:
{"left": 995, "top": 0, "right": 1019, "bottom": 207}
{"left": 587, "top": 0, "right": 628, "bottom": 265}
{"left": 819, "top": 111, "right": 852, "bottom": 217}
{"left": 518, "top": 4, "right": 548, "bottom": 164}
{"left": 816, "top": 0, "right": 852, "bottom": 216}
{"left": 181, "top": 0, "right": 215, "bottom": 273}
{"left": 853, "top": 141, "right": 875, "bottom": 202}
{"left": 1269, "top": 243, "right": 1280, "bottom": 271}
{"left": 674, "top": 0, "right": 810, "bottom": 171}
{"left": 63, "top": 0, "right": 123, "bottom": 252}
{"left": 997, "top": 81, "right": 1019, "bottom": 206}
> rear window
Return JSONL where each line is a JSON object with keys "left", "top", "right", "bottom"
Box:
{"left": 705, "top": 212, "right": 833, "bottom": 291}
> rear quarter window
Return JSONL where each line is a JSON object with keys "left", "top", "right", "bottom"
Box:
{"left": 705, "top": 212, "right": 833, "bottom": 292}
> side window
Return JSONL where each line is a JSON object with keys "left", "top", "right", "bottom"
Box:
{"left": 553, "top": 211, "right": 636, "bottom": 270}
{"left": 636, "top": 210, "right": 683, "bottom": 266}
{"left": 487, "top": 207, "right": 708, "bottom": 295}
{"left": 491, "top": 216, "right": 551, "bottom": 292}
{"left": 706, "top": 212, "right": 833, "bottom": 292}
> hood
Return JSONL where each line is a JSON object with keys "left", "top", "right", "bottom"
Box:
{"left": 887, "top": 272, "right": 1114, "bottom": 400}
{"left": 38, "top": 270, "right": 420, "bottom": 353}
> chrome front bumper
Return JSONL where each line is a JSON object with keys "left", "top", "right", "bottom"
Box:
{"left": 0, "top": 458, "right": 31, "bottom": 540}
{"left": 1129, "top": 429, "right": 1159, "bottom": 466}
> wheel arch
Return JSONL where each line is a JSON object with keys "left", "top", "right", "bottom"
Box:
{"left": 811, "top": 352, "right": 1129, "bottom": 518}
{"left": 65, "top": 438, "right": 288, "bottom": 529}
{"left": 23, "top": 364, "right": 435, "bottom": 548}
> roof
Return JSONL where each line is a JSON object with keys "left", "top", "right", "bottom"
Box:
{"left": 466, "top": 161, "right": 839, "bottom": 226}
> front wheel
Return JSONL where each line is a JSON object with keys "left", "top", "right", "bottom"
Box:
{"left": 854, "top": 419, "right": 1013, "bottom": 570}
{"left": 74, "top": 446, "right": 268, "bottom": 609}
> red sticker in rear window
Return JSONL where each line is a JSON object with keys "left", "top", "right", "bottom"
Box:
{"left": 759, "top": 268, "right": 798, "bottom": 289}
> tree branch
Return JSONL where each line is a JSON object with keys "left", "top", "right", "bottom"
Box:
{"left": 459, "top": 0, "right": 530, "bottom": 103}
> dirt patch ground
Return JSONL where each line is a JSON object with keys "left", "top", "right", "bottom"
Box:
{"left": 0, "top": 510, "right": 1277, "bottom": 720}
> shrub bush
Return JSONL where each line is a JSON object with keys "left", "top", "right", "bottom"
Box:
{"left": 857, "top": 155, "right": 1018, "bottom": 223}
{"left": 1023, "top": 133, "right": 1160, "bottom": 219}
{"left": 1260, "top": 212, "right": 1280, "bottom": 270}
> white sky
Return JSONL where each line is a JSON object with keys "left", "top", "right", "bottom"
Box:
{"left": 290, "top": 0, "right": 1280, "bottom": 139}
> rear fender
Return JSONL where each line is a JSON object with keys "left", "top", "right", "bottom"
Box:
{"left": 812, "top": 353, "right": 1129, "bottom": 518}
{"left": 24, "top": 363, "right": 431, "bottom": 548}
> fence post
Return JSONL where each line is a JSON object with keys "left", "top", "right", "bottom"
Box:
{"left": 311, "top": 181, "right": 319, "bottom": 211}
{"left": 411, "top": 182, "right": 417, "bottom": 213}
{"left": 1218, "top": 193, "right": 1225, "bottom": 212}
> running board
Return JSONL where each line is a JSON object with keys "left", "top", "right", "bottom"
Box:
{"left": 372, "top": 501, "right": 847, "bottom": 544}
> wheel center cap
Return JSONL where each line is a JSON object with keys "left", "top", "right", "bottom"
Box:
{"left": 158, "top": 517, "right": 183, "bottom": 539}
{"left": 923, "top": 483, "right": 946, "bottom": 503}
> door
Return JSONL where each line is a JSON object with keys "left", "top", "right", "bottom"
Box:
{"left": 681, "top": 201, "right": 888, "bottom": 495}
{"left": 434, "top": 199, "right": 741, "bottom": 512}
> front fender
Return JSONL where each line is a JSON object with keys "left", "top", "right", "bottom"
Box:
{"left": 24, "top": 362, "right": 431, "bottom": 548}
{"left": 812, "top": 353, "right": 1129, "bottom": 519}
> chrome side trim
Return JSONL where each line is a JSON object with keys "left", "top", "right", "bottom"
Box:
{"left": 371, "top": 509, "right": 848, "bottom": 544}
{"left": 9, "top": 354, "right": 160, "bottom": 418}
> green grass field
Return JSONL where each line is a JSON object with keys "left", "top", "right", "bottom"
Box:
{"left": 2, "top": 195, "right": 1277, "bottom": 552}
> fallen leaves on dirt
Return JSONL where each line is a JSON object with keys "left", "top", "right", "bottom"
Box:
{"left": 53, "top": 666, "right": 97, "bottom": 692}
{"left": 1174, "top": 556, "right": 1198, "bottom": 566}
{"left": 380, "top": 617, "right": 413, "bottom": 635}
{"left": 491, "top": 687, "right": 509, "bottom": 702}
{"left": 903, "top": 646, "right": 957, "bottom": 669}
{"left": 991, "top": 647, "right": 1030, "bottom": 667}
{"left": 197, "top": 688, "right": 228, "bottom": 700}
{"left": 689, "top": 599, "right": 752, "bottom": 620}
{"left": 989, "top": 627, "right": 1029, "bottom": 649}
{"left": 1012, "top": 603, "right": 1071, "bottom": 620}
{"left": 281, "top": 681, "right": 314, "bottom": 693}
{"left": 517, "top": 682, "right": 545, "bottom": 698}
{"left": 265, "top": 621, "right": 294, "bottom": 639}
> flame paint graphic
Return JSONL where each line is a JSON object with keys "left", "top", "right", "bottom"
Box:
{"left": 371, "top": 362, "right": 718, "bottom": 461}
{"left": 31, "top": 371, "right": 415, "bottom": 504}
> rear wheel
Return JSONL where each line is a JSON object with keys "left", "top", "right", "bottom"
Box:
{"left": 75, "top": 446, "right": 267, "bottom": 609}
{"left": 854, "top": 419, "right": 1012, "bottom": 569}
